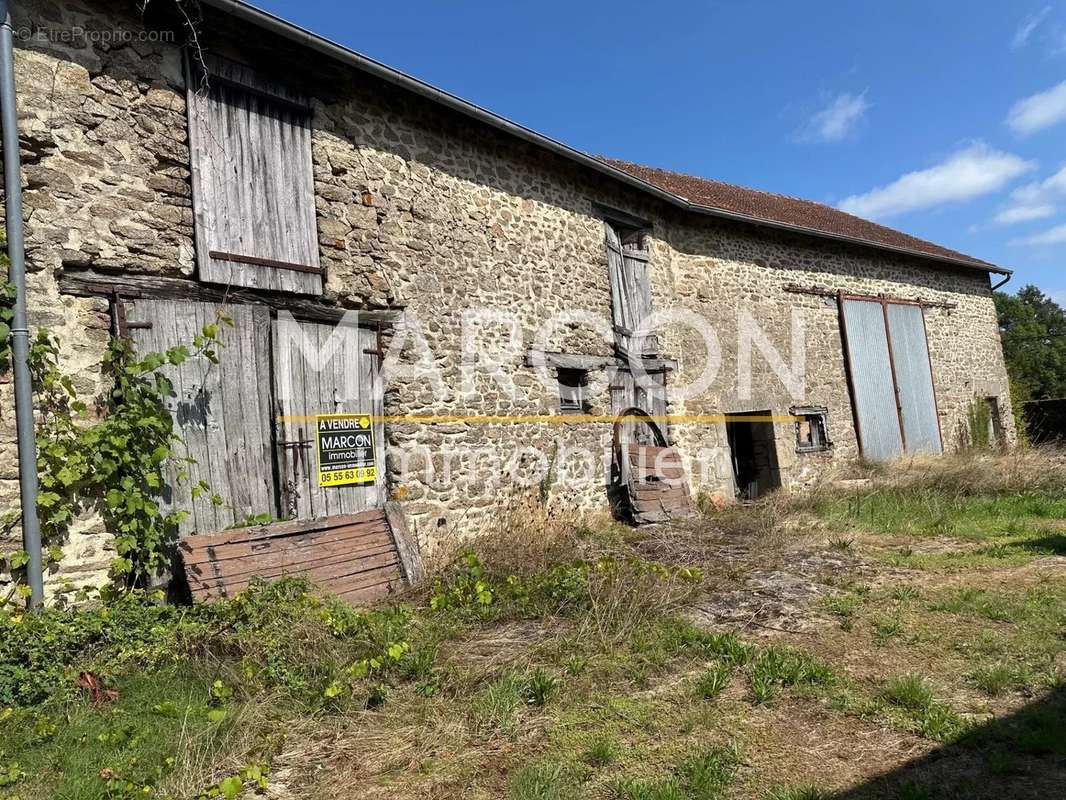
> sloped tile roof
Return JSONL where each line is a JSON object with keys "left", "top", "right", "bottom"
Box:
{"left": 602, "top": 159, "right": 1002, "bottom": 273}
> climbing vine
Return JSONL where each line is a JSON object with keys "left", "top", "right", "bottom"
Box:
{"left": 21, "top": 314, "right": 231, "bottom": 588}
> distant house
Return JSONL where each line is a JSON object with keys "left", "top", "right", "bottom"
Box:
{"left": 0, "top": 0, "right": 1014, "bottom": 596}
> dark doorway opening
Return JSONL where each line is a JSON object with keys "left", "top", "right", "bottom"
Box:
{"left": 725, "top": 412, "right": 782, "bottom": 500}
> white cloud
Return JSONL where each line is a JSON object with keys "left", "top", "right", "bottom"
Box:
{"left": 993, "top": 164, "right": 1066, "bottom": 225}
{"left": 837, "top": 143, "right": 1035, "bottom": 220}
{"left": 1006, "top": 80, "right": 1066, "bottom": 135}
{"left": 994, "top": 203, "right": 1056, "bottom": 225}
{"left": 1012, "top": 6, "right": 1052, "bottom": 49}
{"left": 798, "top": 91, "right": 870, "bottom": 143}
{"left": 1013, "top": 222, "right": 1066, "bottom": 246}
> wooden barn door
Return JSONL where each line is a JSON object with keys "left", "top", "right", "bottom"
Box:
{"left": 605, "top": 223, "right": 657, "bottom": 358}
{"left": 123, "top": 299, "right": 278, "bottom": 534}
{"left": 272, "top": 316, "right": 386, "bottom": 521}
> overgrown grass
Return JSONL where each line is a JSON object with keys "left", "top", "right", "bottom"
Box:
{"left": 612, "top": 744, "right": 740, "bottom": 800}
{"left": 7, "top": 452, "right": 1066, "bottom": 799}
{"left": 794, "top": 451, "right": 1066, "bottom": 545}
{"left": 878, "top": 674, "right": 967, "bottom": 742}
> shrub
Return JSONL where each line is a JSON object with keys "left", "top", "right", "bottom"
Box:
{"left": 0, "top": 578, "right": 414, "bottom": 710}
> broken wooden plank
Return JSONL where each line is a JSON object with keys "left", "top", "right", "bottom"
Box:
{"left": 178, "top": 505, "right": 423, "bottom": 604}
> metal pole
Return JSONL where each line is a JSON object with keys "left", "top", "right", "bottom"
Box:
{"left": 0, "top": 0, "right": 43, "bottom": 609}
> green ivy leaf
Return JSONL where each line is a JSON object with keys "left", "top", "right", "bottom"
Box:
{"left": 8, "top": 550, "right": 29, "bottom": 569}
{"left": 218, "top": 775, "right": 243, "bottom": 800}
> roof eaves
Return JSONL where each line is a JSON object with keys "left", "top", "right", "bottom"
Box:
{"left": 200, "top": 0, "right": 1011, "bottom": 278}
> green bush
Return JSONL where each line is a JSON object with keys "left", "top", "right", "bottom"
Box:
{"left": 0, "top": 578, "right": 413, "bottom": 710}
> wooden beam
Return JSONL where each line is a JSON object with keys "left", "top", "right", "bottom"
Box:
{"left": 208, "top": 250, "right": 324, "bottom": 276}
{"left": 59, "top": 269, "right": 405, "bottom": 326}
{"left": 785, "top": 283, "right": 957, "bottom": 310}
{"left": 385, "top": 501, "right": 424, "bottom": 585}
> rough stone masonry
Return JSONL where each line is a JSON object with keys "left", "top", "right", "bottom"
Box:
{"left": 0, "top": 0, "right": 1013, "bottom": 596}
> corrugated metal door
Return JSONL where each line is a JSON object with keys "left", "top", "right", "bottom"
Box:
{"left": 841, "top": 299, "right": 905, "bottom": 460}
{"left": 887, "top": 304, "right": 943, "bottom": 454}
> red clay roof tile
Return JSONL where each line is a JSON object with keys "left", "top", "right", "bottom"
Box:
{"left": 601, "top": 158, "right": 1003, "bottom": 274}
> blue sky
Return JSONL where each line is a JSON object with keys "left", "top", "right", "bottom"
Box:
{"left": 256, "top": 0, "right": 1066, "bottom": 300}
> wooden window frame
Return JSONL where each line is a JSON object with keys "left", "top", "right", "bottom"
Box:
{"left": 791, "top": 405, "right": 832, "bottom": 454}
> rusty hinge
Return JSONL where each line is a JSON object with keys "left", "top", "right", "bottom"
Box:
{"left": 110, "top": 291, "right": 153, "bottom": 339}
{"left": 278, "top": 426, "right": 314, "bottom": 481}
{"left": 362, "top": 324, "right": 385, "bottom": 358}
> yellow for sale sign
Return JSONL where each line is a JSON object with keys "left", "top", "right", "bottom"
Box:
{"left": 316, "top": 414, "right": 377, "bottom": 487}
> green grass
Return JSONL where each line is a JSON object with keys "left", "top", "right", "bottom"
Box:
{"left": 694, "top": 664, "right": 733, "bottom": 700}
{"left": 876, "top": 674, "right": 967, "bottom": 742}
{"left": 813, "top": 491, "right": 1066, "bottom": 540}
{"left": 471, "top": 671, "right": 527, "bottom": 734}
{"left": 509, "top": 762, "right": 580, "bottom": 800}
{"left": 0, "top": 668, "right": 231, "bottom": 800}
{"left": 879, "top": 674, "right": 935, "bottom": 711}
{"left": 764, "top": 786, "right": 833, "bottom": 800}
{"left": 582, "top": 736, "right": 618, "bottom": 767}
{"left": 968, "top": 663, "right": 1027, "bottom": 697}
{"left": 612, "top": 745, "right": 739, "bottom": 800}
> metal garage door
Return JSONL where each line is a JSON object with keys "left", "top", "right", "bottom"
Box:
{"left": 887, "top": 303, "right": 943, "bottom": 454}
{"left": 841, "top": 298, "right": 942, "bottom": 460}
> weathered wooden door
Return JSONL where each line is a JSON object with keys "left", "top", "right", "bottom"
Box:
{"left": 124, "top": 299, "right": 278, "bottom": 534}
{"left": 609, "top": 365, "right": 667, "bottom": 445}
{"left": 272, "top": 316, "right": 386, "bottom": 521}
{"left": 187, "top": 56, "right": 322, "bottom": 295}
{"left": 605, "top": 224, "right": 657, "bottom": 358}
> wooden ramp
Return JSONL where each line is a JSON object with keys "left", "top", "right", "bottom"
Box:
{"left": 178, "top": 503, "right": 423, "bottom": 605}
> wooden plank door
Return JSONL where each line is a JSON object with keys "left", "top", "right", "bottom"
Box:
{"left": 124, "top": 299, "right": 278, "bottom": 535}
{"left": 187, "top": 55, "right": 323, "bottom": 295}
{"left": 272, "top": 316, "right": 385, "bottom": 521}
{"left": 605, "top": 224, "right": 656, "bottom": 358}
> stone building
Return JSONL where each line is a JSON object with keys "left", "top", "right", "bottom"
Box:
{"left": 0, "top": 0, "right": 1014, "bottom": 595}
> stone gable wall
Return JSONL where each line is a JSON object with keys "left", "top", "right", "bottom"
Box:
{"left": 0, "top": 0, "right": 1013, "bottom": 595}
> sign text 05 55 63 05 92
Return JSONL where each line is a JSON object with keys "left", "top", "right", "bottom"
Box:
{"left": 316, "top": 414, "right": 377, "bottom": 487}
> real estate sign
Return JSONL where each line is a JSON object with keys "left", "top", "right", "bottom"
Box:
{"left": 316, "top": 413, "right": 377, "bottom": 487}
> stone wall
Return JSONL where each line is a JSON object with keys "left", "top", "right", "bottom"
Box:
{"left": 0, "top": 0, "right": 1013, "bottom": 594}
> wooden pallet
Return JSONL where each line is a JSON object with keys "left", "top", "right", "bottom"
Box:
{"left": 623, "top": 444, "right": 695, "bottom": 525}
{"left": 178, "top": 502, "right": 422, "bottom": 605}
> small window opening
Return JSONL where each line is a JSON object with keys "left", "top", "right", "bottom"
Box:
{"left": 558, "top": 368, "right": 590, "bottom": 415}
{"left": 619, "top": 226, "right": 649, "bottom": 253}
{"left": 792, "top": 406, "right": 832, "bottom": 454}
